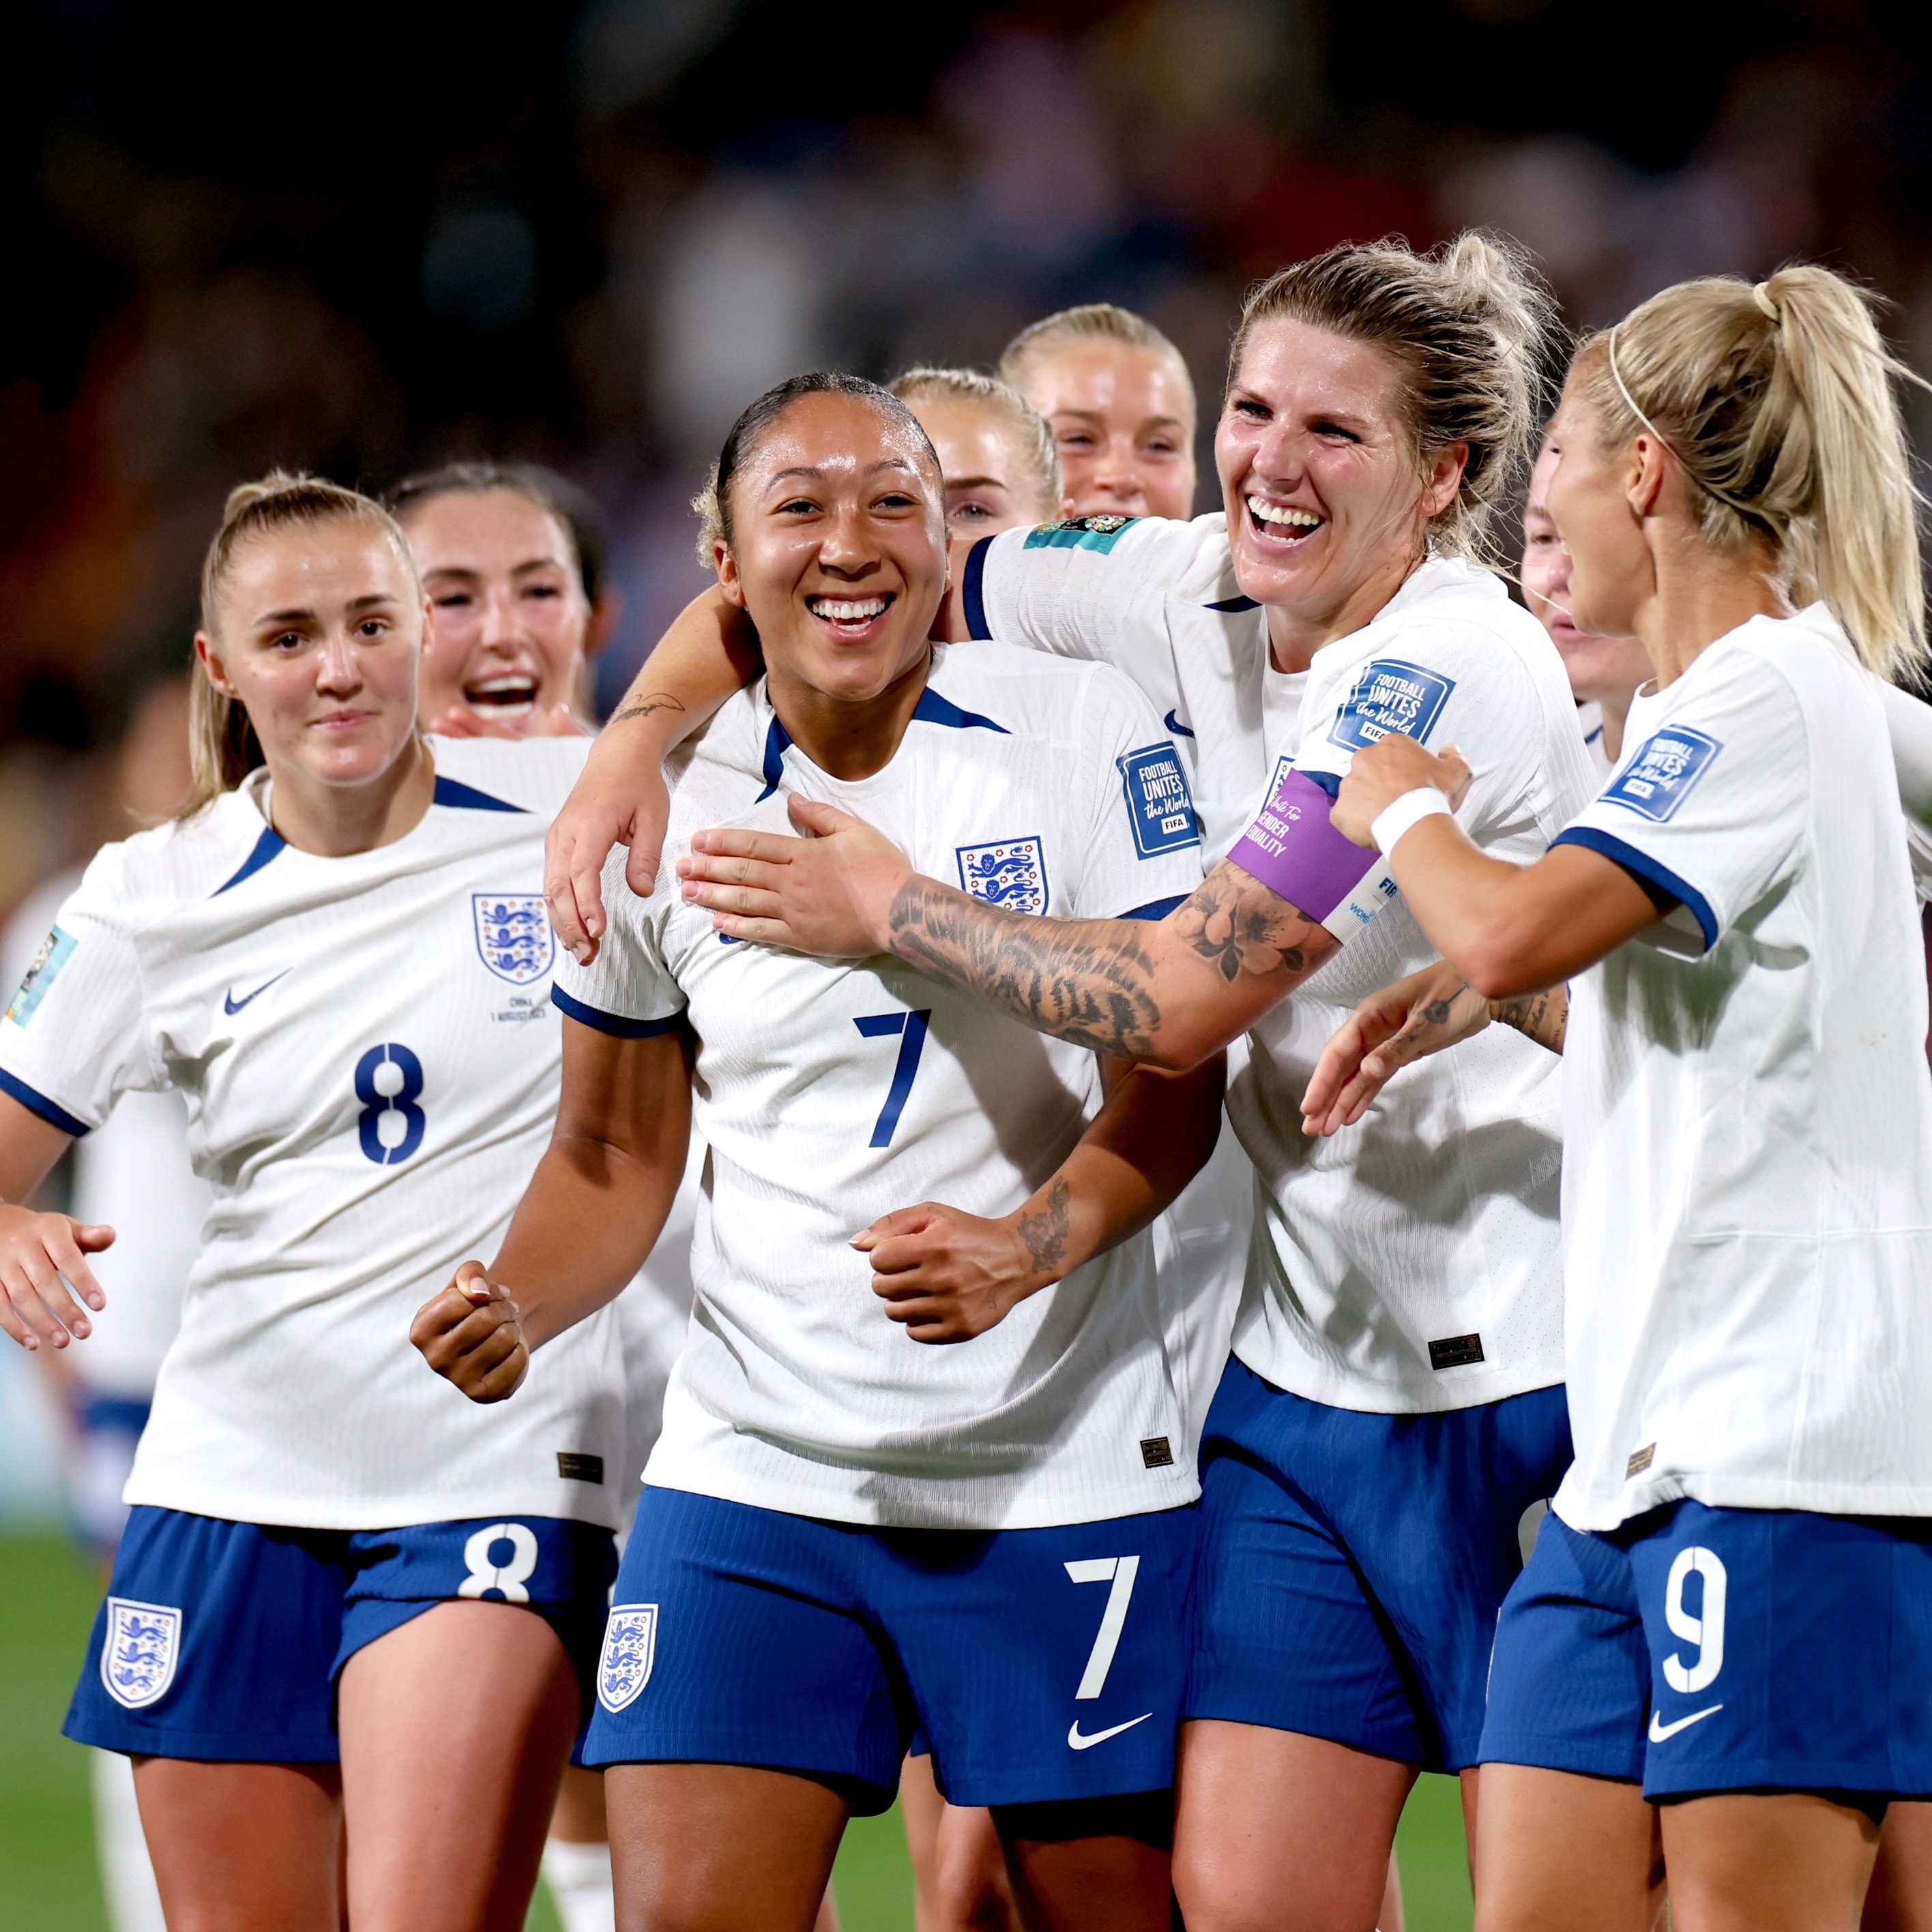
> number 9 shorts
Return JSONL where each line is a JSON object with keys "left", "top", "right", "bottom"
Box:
{"left": 1479, "top": 1499, "right": 1932, "bottom": 1805}
{"left": 581, "top": 1486, "right": 1197, "bottom": 1815}
{"left": 64, "top": 1504, "right": 617, "bottom": 1761}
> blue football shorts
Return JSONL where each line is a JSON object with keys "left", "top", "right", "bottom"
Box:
{"left": 583, "top": 1485, "right": 1198, "bottom": 1816}
{"left": 1481, "top": 1499, "right": 1932, "bottom": 1805}
{"left": 64, "top": 1504, "right": 617, "bottom": 1761}
{"left": 1185, "top": 1358, "right": 1572, "bottom": 1771}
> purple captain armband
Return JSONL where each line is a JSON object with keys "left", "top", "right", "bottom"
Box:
{"left": 1227, "top": 767, "right": 1401, "bottom": 942}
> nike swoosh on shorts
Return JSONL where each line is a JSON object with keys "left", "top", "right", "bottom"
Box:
{"left": 1648, "top": 1703, "right": 1723, "bottom": 1743}
{"left": 1066, "top": 1712, "right": 1154, "bottom": 1751}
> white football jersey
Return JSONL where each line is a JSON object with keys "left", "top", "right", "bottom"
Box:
{"left": 0, "top": 737, "right": 641, "bottom": 1532}
{"left": 1575, "top": 701, "right": 1615, "bottom": 782}
{"left": 1549, "top": 607, "right": 1932, "bottom": 1530}
{"left": 555, "top": 643, "right": 1208, "bottom": 1530}
{"left": 972, "top": 523, "right": 1593, "bottom": 1412}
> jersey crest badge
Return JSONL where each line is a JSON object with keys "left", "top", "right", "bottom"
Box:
{"left": 101, "top": 1596, "right": 181, "bottom": 1710}
{"left": 5, "top": 925, "right": 76, "bottom": 1029}
{"left": 956, "top": 836, "right": 1049, "bottom": 916}
{"left": 472, "top": 894, "right": 554, "bottom": 985}
{"left": 1024, "top": 514, "right": 1135, "bottom": 554}
{"left": 597, "top": 1603, "right": 659, "bottom": 1713}
{"left": 1330, "top": 659, "right": 1454, "bottom": 753}
{"left": 1603, "top": 727, "right": 1721, "bottom": 822}
{"left": 1117, "top": 742, "right": 1201, "bottom": 858}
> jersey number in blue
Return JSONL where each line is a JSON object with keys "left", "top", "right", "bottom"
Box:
{"left": 355, "top": 1042, "right": 426, "bottom": 1165}
{"left": 853, "top": 1010, "right": 932, "bottom": 1147}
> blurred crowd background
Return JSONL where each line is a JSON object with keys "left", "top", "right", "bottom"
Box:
{"left": 5, "top": 0, "right": 1932, "bottom": 1504}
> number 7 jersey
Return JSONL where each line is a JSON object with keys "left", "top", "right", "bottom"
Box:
{"left": 0, "top": 737, "right": 629, "bottom": 1532}
{"left": 554, "top": 643, "right": 1207, "bottom": 1531}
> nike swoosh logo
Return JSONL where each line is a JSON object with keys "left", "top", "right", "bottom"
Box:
{"left": 224, "top": 971, "right": 289, "bottom": 1015}
{"left": 1066, "top": 1712, "right": 1153, "bottom": 1751}
{"left": 1649, "top": 1703, "right": 1723, "bottom": 1743}
{"left": 1162, "top": 710, "right": 1196, "bottom": 739}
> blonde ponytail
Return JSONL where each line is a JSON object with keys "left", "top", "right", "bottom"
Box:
{"left": 184, "top": 471, "right": 420, "bottom": 817}
{"left": 1579, "top": 267, "right": 1926, "bottom": 681}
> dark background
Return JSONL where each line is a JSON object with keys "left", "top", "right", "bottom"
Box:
{"left": 4, "top": 0, "right": 1927, "bottom": 915}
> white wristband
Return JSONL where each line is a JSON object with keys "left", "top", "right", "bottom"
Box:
{"left": 1369, "top": 787, "right": 1452, "bottom": 855}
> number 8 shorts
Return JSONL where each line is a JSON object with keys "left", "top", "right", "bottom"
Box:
{"left": 65, "top": 1504, "right": 617, "bottom": 1761}
{"left": 1480, "top": 1499, "right": 1932, "bottom": 1804}
{"left": 582, "top": 1486, "right": 1198, "bottom": 1813}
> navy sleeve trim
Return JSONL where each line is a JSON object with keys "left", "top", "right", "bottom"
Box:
{"left": 212, "top": 826, "right": 287, "bottom": 896}
{"left": 433, "top": 775, "right": 527, "bottom": 814}
{"left": 1551, "top": 826, "right": 1718, "bottom": 952}
{"left": 1118, "top": 894, "right": 1187, "bottom": 922}
{"left": 0, "top": 1068, "right": 89, "bottom": 1137}
{"left": 963, "top": 534, "right": 995, "bottom": 640}
{"left": 551, "top": 984, "right": 686, "bottom": 1038}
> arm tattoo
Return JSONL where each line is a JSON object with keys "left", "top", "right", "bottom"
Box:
{"left": 884, "top": 860, "right": 1326, "bottom": 1059}
{"left": 1491, "top": 986, "right": 1568, "bottom": 1055}
{"left": 1016, "top": 1177, "right": 1072, "bottom": 1277}
{"left": 608, "top": 690, "right": 687, "bottom": 727}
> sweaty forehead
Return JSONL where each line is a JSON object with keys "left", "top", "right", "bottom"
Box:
{"left": 748, "top": 395, "right": 940, "bottom": 487}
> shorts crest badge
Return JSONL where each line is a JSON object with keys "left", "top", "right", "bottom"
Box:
{"left": 472, "top": 894, "right": 554, "bottom": 985}
{"left": 956, "top": 836, "right": 1049, "bottom": 916}
{"left": 101, "top": 1596, "right": 181, "bottom": 1710}
{"left": 597, "top": 1603, "right": 659, "bottom": 1713}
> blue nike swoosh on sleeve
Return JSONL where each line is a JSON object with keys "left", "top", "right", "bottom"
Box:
{"left": 1162, "top": 711, "right": 1195, "bottom": 738}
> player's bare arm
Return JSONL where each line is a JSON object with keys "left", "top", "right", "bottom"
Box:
{"left": 0, "top": 1094, "right": 115, "bottom": 1353}
{"left": 679, "top": 793, "right": 1337, "bottom": 1070}
{"left": 413, "top": 1021, "right": 693, "bottom": 1401}
{"left": 545, "top": 585, "right": 761, "bottom": 962}
{"left": 855, "top": 1050, "right": 1225, "bottom": 1343}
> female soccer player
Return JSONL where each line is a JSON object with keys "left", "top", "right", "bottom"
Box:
{"left": 414, "top": 373, "right": 1226, "bottom": 1932}
{"left": 1519, "top": 439, "right": 1653, "bottom": 776}
{"left": 890, "top": 365, "right": 1062, "bottom": 542}
{"left": 0, "top": 474, "right": 628, "bottom": 1932}
{"left": 556, "top": 235, "right": 1585, "bottom": 1932}
{"left": 1306, "top": 265, "right": 1932, "bottom": 1931}
{"left": 997, "top": 304, "right": 1199, "bottom": 522}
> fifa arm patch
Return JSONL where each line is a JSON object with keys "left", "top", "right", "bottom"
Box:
{"left": 1117, "top": 742, "right": 1201, "bottom": 858}
{"left": 5, "top": 926, "right": 76, "bottom": 1029}
{"left": 1227, "top": 765, "right": 1397, "bottom": 941}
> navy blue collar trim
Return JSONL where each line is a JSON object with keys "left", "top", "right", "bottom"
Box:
{"left": 911, "top": 688, "right": 1008, "bottom": 734}
{"left": 433, "top": 775, "right": 525, "bottom": 813}
{"left": 755, "top": 716, "right": 793, "bottom": 803}
{"left": 213, "top": 825, "right": 288, "bottom": 896}
{"left": 1205, "top": 594, "right": 1261, "bottom": 613}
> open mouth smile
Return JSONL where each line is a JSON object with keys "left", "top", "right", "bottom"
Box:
{"left": 1246, "top": 496, "right": 1325, "bottom": 546}
{"left": 805, "top": 593, "right": 895, "bottom": 636}
{"left": 464, "top": 675, "right": 539, "bottom": 717}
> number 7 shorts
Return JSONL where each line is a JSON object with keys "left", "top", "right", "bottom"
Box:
{"left": 582, "top": 1486, "right": 1197, "bottom": 1813}
{"left": 1479, "top": 1499, "right": 1932, "bottom": 1803}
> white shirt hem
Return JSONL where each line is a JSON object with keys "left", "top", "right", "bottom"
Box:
{"left": 121, "top": 1474, "right": 621, "bottom": 1532}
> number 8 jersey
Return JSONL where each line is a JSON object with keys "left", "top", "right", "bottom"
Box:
{"left": 554, "top": 643, "right": 1207, "bottom": 1532}
{"left": 0, "top": 737, "right": 629, "bottom": 1533}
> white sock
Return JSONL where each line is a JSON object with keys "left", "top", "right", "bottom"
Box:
{"left": 91, "top": 1748, "right": 166, "bottom": 1932}
{"left": 542, "top": 1836, "right": 616, "bottom": 1932}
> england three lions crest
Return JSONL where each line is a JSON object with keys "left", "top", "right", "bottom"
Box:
{"left": 955, "top": 836, "right": 1049, "bottom": 917}
{"left": 598, "top": 1603, "right": 659, "bottom": 1713}
{"left": 473, "top": 893, "right": 554, "bottom": 986}
{"left": 101, "top": 1596, "right": 181, "bottom": 1710}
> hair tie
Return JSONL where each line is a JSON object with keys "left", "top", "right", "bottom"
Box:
{"left": 1753, "top": 282, "right": 1781, "bottom": 324}
{"left": 1605, "top": 325, "right": 1773, "bottom": 527}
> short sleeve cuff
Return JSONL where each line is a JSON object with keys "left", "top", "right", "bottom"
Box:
{"left": 962, "top": 534, "right": 995, "bottom": 641}
{"left": 551, "top": 984, "right": 686, "bottom": 1039}
{"left": 1551, "top": 826, "right": 1719, "bottom": 951}
{"left": 1117, "top": 894, "right": 1187, "bottom": 922}
{"left": 0, "top": 1066, "right": 91, "bottom": 1137}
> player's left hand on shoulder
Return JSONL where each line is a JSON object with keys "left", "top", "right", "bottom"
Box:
{"left": 853, "top": 1201, "right": 1044, "bottom": 1344}
{"left": 410, "top": 1261, "right": 529, "bottom": 1401}
{"left": 1332, "top": 736, "right": 1473, "bottom": 845}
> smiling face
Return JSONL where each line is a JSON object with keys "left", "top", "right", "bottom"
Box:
{"left": 402, "top": 488, "right": 589, "bottom": 732}
{"left": 197, "top": 518, "right": 424, "bottom": 793}
{"left": 1522, "top": 440, "right": 1652, "bottom": 705}
{"left": 715, "top": 391, "right": 947, "bottom": 707}
{"left": 908, "top": 394, "right": 1056, "bottom": 540}
{"left": 1540, "top": 376, "right": 1657, "bottom": 644}
{"left": 1217, "top": 317, "right": 1465, "bottom": 641}
{"left": 1021, "top": 341, "right": 1196, "bottom": 521}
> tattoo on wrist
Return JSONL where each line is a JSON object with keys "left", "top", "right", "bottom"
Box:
{"left": 609, "top": 692, "right": 686, "bottom": 727}
{"left": 1489, "top": 987, "right": 1568, "bottom": 1054}
{"left": 1016, "top": 1177, "right": 1072, "bottom": 1278}
{"left": 1174, "top": 870, "right": 1313, "bottom": 982}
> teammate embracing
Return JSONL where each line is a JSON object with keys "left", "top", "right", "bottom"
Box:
{"left": 414, "top": 372, "right": 1225, "bottom": 1932}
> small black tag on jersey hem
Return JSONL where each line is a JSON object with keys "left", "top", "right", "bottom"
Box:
{"left": 1140, "top": 1436, "right": 1174, "bottom": 1469}
{"left": 557, "top": 1452, "right": 604, "bottom": 1484}
{"left": 1428, "top": 1333, "right": 1485, "bottom": 1371}
{"left": 1626, "top": 1443, "right": 1656, "bottom": 1477}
